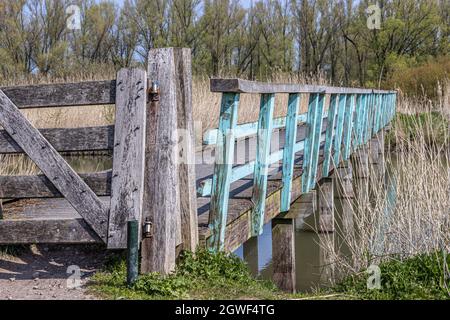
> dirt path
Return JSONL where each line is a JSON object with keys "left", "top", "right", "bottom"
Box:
{"left": 0, "top": 245, "right": 113, "bottom": 300}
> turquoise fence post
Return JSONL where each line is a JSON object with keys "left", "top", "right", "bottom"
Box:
{"left": 251, "top": 93, "right": 275, "bottom": 236}
{"left": 353, "top": 94, "right": 364, "bottom": 151}
{"left": 207, "top": 93, "right": 240, "bottom": 251}
{"left": 302, "top": 93, "right": 317, "bottom": 193}
{"left": 281, "top": 93, "right": 301, "bottom": 212}
{"left": 307, "top": 94, "right": 325, "bottom": 190}
{"left": 343, "top": 94, "right": 356, "bottom": 160}
{"left": 332, "top": 94, "right": 347, "bottom": 167}
{"left": 322, "top": 94, "right": 338, "bottom": 177}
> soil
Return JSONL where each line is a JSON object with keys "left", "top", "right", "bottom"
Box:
{"left": 0, "top": 244, "right": 116, "bottom": 300}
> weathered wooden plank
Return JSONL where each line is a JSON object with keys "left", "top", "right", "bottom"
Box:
{"left": 0, "top": 171, "right": 111, "bottom": 198}
{"left": 0, "top": 90, "right": 109, "bottom": 241}
{"left": 203, "top": 113, "right": 310, "bottom": 145}
{"left": 141, "top": 48, "right": 181, "bottom": 274}
{"left": 1, "top": 80, "right": 116, "bottom": 109}
{"left": 107, "top": 68, "right": 147, "bottom": 249}
{"left": 342, "top": 94, "right": 356, "bottom": 160}
{"left": 272, "top": 218, "right": 296, "bottom": 293}
{"left": 251, "top": 93, "right": 275, "bottom": 236}
{"left": 302, "top": 94, "right": 318, "bottom": 193}
{"left": 197, "top": 132, "right": 327, "bottom": 197}
{"left": 322, "top": 94, "right": 338, "bottom": 177}
{"left": 210, "top": 78, "right": 396, "bottom": 94}
{"left": 0, "top": 126, "right": 114, "bottom": 154}
{"left": 307, "top": 94, "right": 325, "bottom": 190}
{"left": 174, "top": 48, "right": 198, "bottom": 252}
{"left": 207, "top": 93, "right": 240, "bottom": 251}
{"left": 332, "top": 94, "right": 347, "bottom": 166}
{"left": 280, "top": 94, "right": 300, "bottom": 212}
{"left": 0, "top": 218, "right": 102, "bottom": 244}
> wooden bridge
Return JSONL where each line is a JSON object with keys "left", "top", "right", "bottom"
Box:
{"left": 0, "top": 48, "right": 396, "bottom": 291}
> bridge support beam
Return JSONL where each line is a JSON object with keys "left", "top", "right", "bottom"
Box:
{"left": 291, "top": 191, "right": 316, "bottom": 231}
{"left": 351, "top": 146, "right": 370, "bottom": 208}
{"left": 316, "top": 178, "right": 334, "bottom": 233}
{"left": 243, "top": 236, "right": 259, "bottom": 276}
{"left": 272, "top": 218, "right": 296, "bottom": 293}
{"left": 334, "top": 160, "right": 354, "bottom": 235}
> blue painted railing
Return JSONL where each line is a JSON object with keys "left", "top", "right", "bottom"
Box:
{"left": 205, "top": 79, "right": 397, "bottom": 251}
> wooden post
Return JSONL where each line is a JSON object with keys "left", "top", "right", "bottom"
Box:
{"left": 334, "top": 161, "right": 354, "bottom": 235}
{"left": 243, "top": 236, "right": 259, "bottom": 276}
{"left": 292, "top": 191, "right": 316, "bottom": 231}
{"left": 108, "top": 68, "right": 147, "bottom": 249}
{"left": 141, "top": 48, "right": 198, "bottom": 275}
{"left": 272, "top": 218, "right": 296, "bottom": 293}
{"left": 351, "top": 146, "right": 370, "bottom": 209}
{"left": 251, "top": 93, "right": 275, "bottom": 236}
{"left": 316, "top": 178, "right": 334, "bottom": 233}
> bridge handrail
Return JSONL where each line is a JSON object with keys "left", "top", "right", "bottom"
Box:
{"left": 206, "top": 78, "right": 397, "bottom": 251}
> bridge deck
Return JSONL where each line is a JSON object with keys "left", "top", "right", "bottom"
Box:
{"left": 1, "top": 120, "right": 330, "bottom": 251}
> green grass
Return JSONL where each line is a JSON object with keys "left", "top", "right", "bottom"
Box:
{"left": 89, "top": 250, "right": 450, "bottom": 300}
{"left": 89, "top": 249, "right": 286, "bottom": 300}
{"left": 328, "top": 251, "right": 450, "bottom": 300}
{"left": 387, "top": 112, "right": 449, "bottom": 150}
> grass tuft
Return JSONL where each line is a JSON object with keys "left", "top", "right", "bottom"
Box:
{"left": 330, "top": 251, "right": 450, "bottom": 300}
{"left": 89, "top": 249, "right": 282, "bottom": 300}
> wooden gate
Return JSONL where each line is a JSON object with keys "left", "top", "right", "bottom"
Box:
{"left": 0, "top": 48, "right": 199, "bottom": 275}
{"left": 0, "top": 68, "right": 147, "bottom": 249}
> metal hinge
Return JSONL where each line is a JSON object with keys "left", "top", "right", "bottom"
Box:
{"left": 143, "top": 220, "right": 153, "bottom": 238}
{"left": 148, "top": 80, "right": 160, "bottom": 102}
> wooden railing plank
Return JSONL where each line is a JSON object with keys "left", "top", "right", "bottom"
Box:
{"left": 0, "top": 219, "right": 102, "bottom": 244}
{"left": 0, "top": 126, "right": 114, "bottom": 154}
{"left": 280, "top": 93, "right": 300, "bottom": 212}
{"left": 210, "top": 78, "right": 397, "bottom": 95}
{"left": 307, "top": 94, "right": 325, "bottom": 190}
{"left": 107, "top": 68, "right": 147, "bottom": 249}
{"left": 342, "top": 94, "right": 356, "bottom": 161}
{"left": 332, "top": 95, "right": 347, "bottom": 166}
{"left": 251, "top": 93, "right": 275, "bottom": 236}
{"left": 0, "top": 171, "right": 111, "bottom": 198}
{"left": 207, "top": 93, "right": 240, "bottom": 251}
{"left": 322, "top": 94, "right": 338, "bottom": 177}
{"left": 0, "top": 90, "right": 109, "bottom": 241}
{"left": 1, "top": 80, "right": 116, "bottom": 109}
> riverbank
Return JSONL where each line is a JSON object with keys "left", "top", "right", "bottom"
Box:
{"left": 88, "top": 249, "right": 449, "bottom": 300}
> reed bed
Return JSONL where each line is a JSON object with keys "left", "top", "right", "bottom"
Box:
{"left": 320, "top": 95, "right": 449, "bottom": 285}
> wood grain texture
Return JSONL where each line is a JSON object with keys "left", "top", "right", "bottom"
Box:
{"left": 174, "top": 48, "right": 198, "bottom": 252}
{"left": 0, "top": 219, "right": 102, "bottom": 244}
{"left": 141, "top": 48, "right": 180, "bottom": 274}
{"left": 1, "top": 80, "right": 115, "bottom": 109}
{"left": 0, "top": 171, "right": 111, "bottom": 198}
{"left": 210, "top": 78, "right": 396, "bottom": 94}
{"left": 0, "top": 90, "right": 109, "bottom": 241}
{"left": 272, "top": 218, "right": 296, "bottom": 293}
{"left": 107, "top": 68, "right": 147, "bottom": 249}
{"left": 322, "top": 94, "right": 338, "bottom": 177}
{"left": 0, "top": 126, "right": 114, "bottom": 154}
{"left": 280, "top": 94, "right": 300, "bottom": 212}
{"left": 251, "top": 93, "right": 275, "bottom": 236}
{"left": 207, "top": 93, "right": 240, "bottom": 251}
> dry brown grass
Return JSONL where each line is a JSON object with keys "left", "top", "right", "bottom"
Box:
{"left": 319, "top": 98, "right": 450, "bottom": 283}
